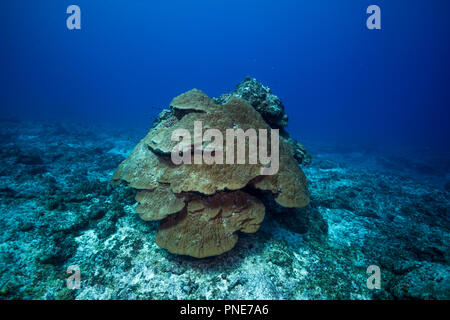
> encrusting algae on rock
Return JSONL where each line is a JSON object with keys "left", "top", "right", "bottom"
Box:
{"left": 111, "top": 78, "right": 310, "bottom": 258}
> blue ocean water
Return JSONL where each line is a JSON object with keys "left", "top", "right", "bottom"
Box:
{"left": 0, "top": 1, "right": 449, "bottom": 301}
{"left": 1, "top": 0, "right": 449, "bottom": 149}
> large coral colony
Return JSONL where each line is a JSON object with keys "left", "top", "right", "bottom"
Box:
{"left": 111, "top": 78, "right": 311, "bottom": 258}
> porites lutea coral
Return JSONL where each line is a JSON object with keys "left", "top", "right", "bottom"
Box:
{"left": 111, "top": 86, "right": 309, "bottom": 258}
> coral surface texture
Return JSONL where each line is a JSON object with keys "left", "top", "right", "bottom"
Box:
{"left": 0, "top": 79, "right": 448, "bottom": 300}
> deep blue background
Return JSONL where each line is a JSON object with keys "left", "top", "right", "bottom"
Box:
{"left": 1, "top": 1, "right": 449, "bottom": 149}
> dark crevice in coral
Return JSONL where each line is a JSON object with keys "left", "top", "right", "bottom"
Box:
{"left": 172, "top": 107, "right": 206, "bottom": 119}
